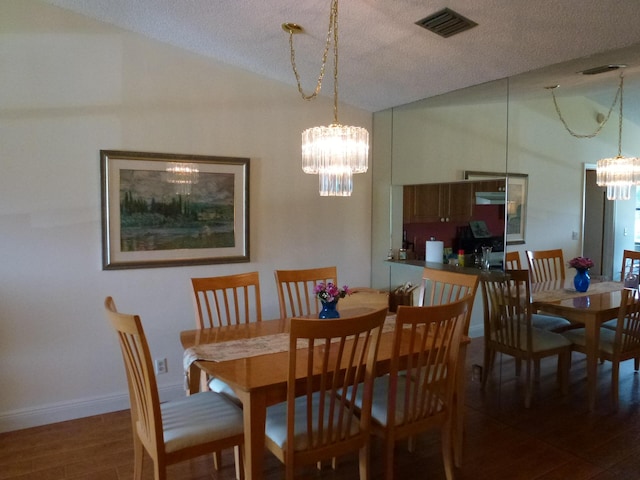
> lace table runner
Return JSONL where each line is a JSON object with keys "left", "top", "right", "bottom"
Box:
{"left": 183, "top": 315, "right": 398, "bottom": 372}
{"left": 532, "top": 281, "right": 623, "bottom": 303}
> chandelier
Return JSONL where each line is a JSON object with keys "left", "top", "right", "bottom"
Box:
{"left": 283, "top": 0, "right": 369, "bottom": 196}
{"left": 595, "top": 74, "right": 640, "bottom": 200}
{"left": 165, "top": 163, "right": 199, "bottom": 196}
{"left": 548, "top": 70, "right": 639, "bottom": 200}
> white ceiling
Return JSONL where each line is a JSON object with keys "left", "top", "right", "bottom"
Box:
{"left": 41, "top": 0, "right": 640, "bottom": 113}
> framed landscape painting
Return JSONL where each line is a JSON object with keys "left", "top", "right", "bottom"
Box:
{"left": 464, "top": 170, "right": 528, "bottom": 245}
{"left": 101, "top": 150, "right": 249, "bottom": 269}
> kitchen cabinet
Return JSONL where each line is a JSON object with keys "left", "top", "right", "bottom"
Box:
{"left": 404, "top": 181, "right": 473, "bottom": 223}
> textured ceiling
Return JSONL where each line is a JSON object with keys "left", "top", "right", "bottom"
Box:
{"left": 40, "top": 0, "right": 640, "bottom": 113}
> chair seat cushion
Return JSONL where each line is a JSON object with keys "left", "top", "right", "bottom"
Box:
{"left": 160, "top": 391, "right": 243, "bottom": 453}
{"left": 265, "top": 392, "right": 361, "bottom": 451}
{"left": 562, "top": 327, "right": 618, "bottom": 355}
{"left": 531, "top": 313, "right": 572, "bottom": 332}
{"left": 208, "top": 377, "right": 241, "bottom": 405}
{"left": 491, "top": 327, "right": 572, "bottom": 352}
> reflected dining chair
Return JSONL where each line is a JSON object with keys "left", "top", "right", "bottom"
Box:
{"left": 480, "top": 270, "right": 572, "bottom": 408}
{"left": 274, "top": 266, "right": 338, "bottom": 318}
{"left": 504, "top": 251, "right": 522, "bottom": 270}
{"left": 621, "top": 249, "right": 640, "bottom": 281}
{"left": 104, "top": 297, "right": 244, "bottom": 480}
{"left": 526, "top": 248, "right": 566, "bottom": 282}
{"left": 603, "top": 250, "right": 640, "bottom": 332}
{"left": 351, "top": 298, "right": 471, "bottom": 480}
{"left": 264, "top": 308, "right": 387, "bottom": 480}
{"left": 562, "top": 288, "right": 640, "bottom": 410}
{"left": 415, "top": 266, "right": 479, "bottom": 464}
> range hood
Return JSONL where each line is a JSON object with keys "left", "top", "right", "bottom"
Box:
{"left": 475, "top": 191, "right": 506, "bottom": 205}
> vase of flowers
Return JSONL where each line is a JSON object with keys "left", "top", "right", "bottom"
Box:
{"left": 314, "top": 282, "right": 350, "bottom": 319}
{"left": 569, "top": 257, "right": 594, "bottom": 292}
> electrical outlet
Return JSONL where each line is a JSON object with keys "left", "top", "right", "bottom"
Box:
{"left": 572, "top": 231, "right": 578, "bottom": 240}
{"left": 154, "top": 358, "right": 168, "bottom": 375}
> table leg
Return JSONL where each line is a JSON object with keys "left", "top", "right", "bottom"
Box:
{"left": 237, "top": 390, "right": 267, "bottom": 480}
{"left": 187, "top": 363, "right": 201, "bottom": 395}
{"left": 584, "top": 319, "right": 600, "bottom": 412}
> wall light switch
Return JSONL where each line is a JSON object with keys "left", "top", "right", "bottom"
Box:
{"left": 572, "top": 231, "right": 578, "bottom": 240}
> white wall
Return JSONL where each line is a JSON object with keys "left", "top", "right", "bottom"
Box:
{"left": 0, "top": 0, "right": 373, "bottom": 432}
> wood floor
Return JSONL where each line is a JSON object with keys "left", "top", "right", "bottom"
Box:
{"left": 4, "top": 338, "right": 640, "bottom": 480}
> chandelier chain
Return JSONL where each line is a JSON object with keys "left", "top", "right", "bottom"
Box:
{"left": 549, "top": 73, "right": 622, "bottom": 139}
{"left": 287, "top": 0, "right": 338, "bottom": 107}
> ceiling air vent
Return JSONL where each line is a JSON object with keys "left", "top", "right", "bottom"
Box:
{"left": 580, "top": 64, "right": 627, "bottom": 75}
{"left": 415, "top": 8, "right": 477, "bottom": 38}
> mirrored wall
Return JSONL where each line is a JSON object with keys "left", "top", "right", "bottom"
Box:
{"left": 372, "top": 42, "right": 640, "bottom": 291}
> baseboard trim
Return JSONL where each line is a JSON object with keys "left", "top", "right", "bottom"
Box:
{"left": 0, "top": 383, "right": 185, "bottom": 433}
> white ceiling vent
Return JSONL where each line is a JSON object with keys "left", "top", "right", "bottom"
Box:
{"left": 415, "top": 8, "right": 478, "bottom": 38}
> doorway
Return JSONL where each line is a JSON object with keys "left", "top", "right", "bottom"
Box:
{"left": 582, "top": 168, "right": 613, "bottom": 278}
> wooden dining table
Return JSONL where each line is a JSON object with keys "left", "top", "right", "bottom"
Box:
{"left": 530, "top": 278, "right": 625, "bottom": 411}
{"left": 180, "top": 302, "right": 470, "bottom": 480}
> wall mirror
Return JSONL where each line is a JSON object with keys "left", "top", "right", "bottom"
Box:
{"left": 377, "top": 41, "right": 640, "bottom": 287}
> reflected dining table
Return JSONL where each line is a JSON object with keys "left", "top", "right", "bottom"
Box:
{"left": 180, "top": 301, "right": 470, "bottom": 480}
{"left": 530, "top": 278, "right": 625, "bottom": 411}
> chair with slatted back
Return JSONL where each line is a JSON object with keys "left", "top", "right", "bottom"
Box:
{"left": 504, "top": 251, "right": 522, "bottom": 270}
{"left": 409, "top": 267, "right": 479, "bottom": 466}
{"left": 526, "top": 248, "right": 566, "bottom": 282}
{"left": 480, "top": 270, "right": 572, "bottom": 408}
{"left": 191, "top": 271, "right": 262, "bottom": 329}
{"left": 621, "top": 249, "right": 640, "bottom": 281}
{"left": 191, "top": 271, "right": 261, "bottom": 477}
{"left": 191, "top": 271, "right": 263, "bottom": 394}
{"left": 274, "top": 266, "right": 338, "bottom": 318}
{"left": 563, "top": 288, "right": 640, "bottom": 410}
{"left": 264, "top": 308, "right": 387, "bottom": 480}
{"left": 351, "top": 298, "right": 471, "bottom": 480}
{"left": 523, "top": 251, "right": 573, "bottom": 332}
{"left": 603, "top": 251, "right": 640, "bottom": 332}
{"left": 104, "top": 297, "right": 244, "bottom": 480}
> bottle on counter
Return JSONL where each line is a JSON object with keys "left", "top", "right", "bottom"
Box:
{"left": 458, "top": 249, "right": 465, "bottom": 267}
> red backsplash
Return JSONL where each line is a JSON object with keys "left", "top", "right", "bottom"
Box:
{"left": 403, "top": 204, "right": 504, "bottom": 260}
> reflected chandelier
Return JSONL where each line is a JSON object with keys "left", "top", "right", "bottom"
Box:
{"left": 165, "top": 162, "right": 199, "bottom": 196}
{"left": 548, "top": 71, "right": 639, "bottom": 200}
{"left": 595, "top": 74, "right": 640, "bottom": 200}
{"left": 283, "top": 0, "right": 369, "bottom": 196}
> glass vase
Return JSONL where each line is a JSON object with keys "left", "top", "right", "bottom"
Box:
{"left": 318, "top": 300, "right": 340, "bottom": 319}
{"left": 573, "top": 268, "right": 591, "bottom": 293}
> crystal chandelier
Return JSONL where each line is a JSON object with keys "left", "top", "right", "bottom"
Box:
{"left": 548, "top": 70, "right": 639, "bottom": 200}
{"left": 284, "top": 0, "right": 369, "bottom": 196}
{"left": 165, "top": 162, "right": 199, "bottom": 195}
{"left": 595, "top": 74, "right": 640, "bottom": 200}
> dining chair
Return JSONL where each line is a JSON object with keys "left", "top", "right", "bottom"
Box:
{"left": 191, "top": 271, "right": 262, "bottom": 329}
{"left": 504, "top": 251, "right": 522, "bottom": 270}
{"left": 414, "top": 266, "right": 479, "bottom": 465}
{"left": 191, "top": 271, "right": 262, "bottom": 394}
{"left": 480, "top": 270, "right": 572, "bottom": 408}
{"left": 525, "top": 248, "right": 566, "bottom": 282}
{"left": 350, "top": 298, "right": 471, "bottom": 480}
{"left": 274, "top": 266, "right": 338, "bottom": 318}
{"left": 190, "top": 272, "right": 261, "bottom": 474}
{"left": 104, "top": 297, "right": 245, "bottom": 480}
{"left": 602, "top": 250, "right": 640, "bottom": 331}
{"left": 416, "top": 267, "right": 479, "bottom": 331}
{"left": 264, "top": 308, "right": 387, "bottom": 480}
{"left": 621, "top": 249, "right": 640, "bottom": 281}
{"left": 562, "top": 288, "right": 640, "bottom": 410}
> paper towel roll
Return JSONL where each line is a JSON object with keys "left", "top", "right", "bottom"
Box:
{"left": 425, "top": 240, "right": 444, "bottom": 263}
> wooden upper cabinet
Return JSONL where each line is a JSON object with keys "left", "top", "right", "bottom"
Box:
{"left": 404, "top": 182, "right": 473, "bottom": 223}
